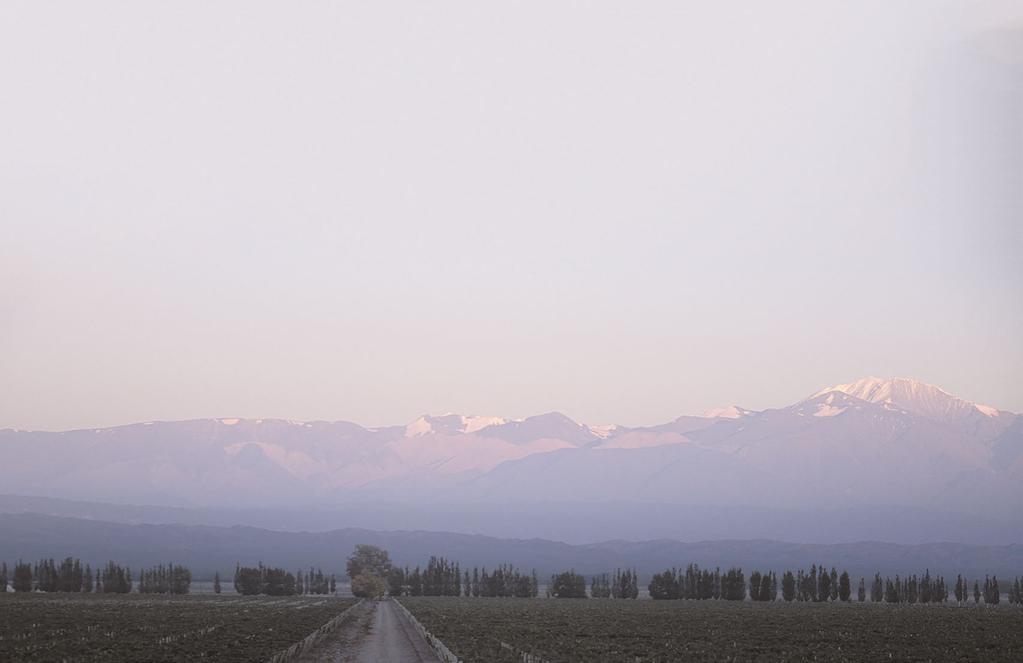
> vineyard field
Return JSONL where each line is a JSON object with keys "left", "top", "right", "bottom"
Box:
{"left": 0, "top": 593, "right": 357, "bottom": 662}
{"left": 400, "top": 597, "right": 1023, "bottom": 662}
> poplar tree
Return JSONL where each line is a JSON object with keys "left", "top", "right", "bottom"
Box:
{"left": 838, "top": 571, "right": 851, "bottom": 601}
{"left": 388, "top": 568, "right": 406, "bottom": 596}
{"left": 781, "top": 571, "right": 796, "bottom": 602}
{"left": 749, "top": 571, "right": 762, "bottom": 601}
{"left": 722, "top": 568, "right": 745, "bottom": 601}
{"left": 12, "top": 561, "right": 32, "bottom": 592}
{"left": 983, "top": 576, "right": 1000, "bottom": 604}
{"left": 818, "top": 567, "right": 831, "bottom": 602}
{"left": 871, "top": 573, "right": 883, "bottom": 602}
{"left": 409, "top": 567, "right": 422, "bottom": 596}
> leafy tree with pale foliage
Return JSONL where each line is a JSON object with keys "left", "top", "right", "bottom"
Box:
{"left": 351, "top": 572, "right": 387, "bottom": 598}
{"left": 347, "top": 545, "right": 391, "bottom": 580}
{"left": 346, "top": 544, "right": 392, "bottom": 598}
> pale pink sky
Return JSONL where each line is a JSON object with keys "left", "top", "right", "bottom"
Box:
{"left": 1, "top": 1, "right": 1021, "bottom": 430}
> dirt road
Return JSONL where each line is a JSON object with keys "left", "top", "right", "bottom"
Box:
{"left": 296, "top": 598, "right": 443, "bottom": 663}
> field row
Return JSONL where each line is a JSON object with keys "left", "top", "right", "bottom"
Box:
{"left": 401, "top": 597, "right": 1023, "bottom": 663}
{"left": 0, "top": 593, "right": 357, "bottom": 662}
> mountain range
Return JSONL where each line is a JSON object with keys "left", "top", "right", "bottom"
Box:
{"left": 2, "top": 377, "right": 1020, "bottom": 543}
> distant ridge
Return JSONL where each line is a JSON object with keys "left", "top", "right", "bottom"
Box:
{"left": 1, "top": 512, "right": 1020, "bottom": 582}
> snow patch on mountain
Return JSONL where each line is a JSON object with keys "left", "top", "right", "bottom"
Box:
{"left": 405, "top": 414, "right": 508, "bottom": 437}
{"left": 789, "top": 391, "right": 868, "bottom": 419}
{"left": 702, "top": 405, "right": 753, "bottom": 419}
{"left": 975, "top": 404, "right": 999, "bottom": 417}
{"left": 461, "top": 415, "right": 508, "bottom": 434}
{"left": 405, "top": 417, "right": 434, "bottom": 437}
{"left": 813, "top": 395, "right": 847, "bottom": 417}
{"left": 587, "top": 424, "right": 618, "bottom": 439}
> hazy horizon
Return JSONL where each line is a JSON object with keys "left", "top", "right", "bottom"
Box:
{"left": 3, "top": 0, "right": 1022, "bottom": 432}
{"left": 1, "top": 374, "right": 1016, "bottom": 433}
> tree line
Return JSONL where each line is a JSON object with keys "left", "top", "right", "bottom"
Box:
{"left": 233, "top": 563, "right": 335, "bottom": 596}
{"left": 647, "top": 564, "right": 759, "bottom": 601}
{"left": 0, "top": 559, "right": 145, "bottom": 594}
{"left": 953, "top": 574, "right": 1012, "bottom": 605}
{"left": 345, "top": 545, "right": 545, "bottom": 599}
{"left": 340, "top": 543, "right": 1023, "bottom": 605}
{"left": 138, "top": 563, "right": 192, "bottom": 594}
{"left": 0, "top": 558, "right": 341, "bottom": 597}
{"left": 640, "top": 563, "right": 1005, "bottom": 604}
{"left": 589, "top": 569, "right": 640, "bottom": 599}
{"left": 386, "top": 558, "right": 540, "bottom": 598}
{"left": 784, "top": 565, "right": 855, "bottom": 602}
{"left": 550, "top": 564, "right": 1022, "bottom": 604}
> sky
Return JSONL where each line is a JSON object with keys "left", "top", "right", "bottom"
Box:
{"left": 2, "top": 1, "right": 1021, "bottom": 431}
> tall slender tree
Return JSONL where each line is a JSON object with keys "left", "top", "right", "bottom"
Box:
{"left": 871, "top": 573, "right": 883, "bottom": 603}
{"left": 781, "top": 571, "right": 796, "bottom": 602}
{"left": 838, "top": 571, "right": 851, "bottom": 602}
{"left": 12, "top": 561, "right": 32, "bottom": 592}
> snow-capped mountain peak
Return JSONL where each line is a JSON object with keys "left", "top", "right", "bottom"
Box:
{"left": 813, "top": 377, "right": 1001, "bottom": 421}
